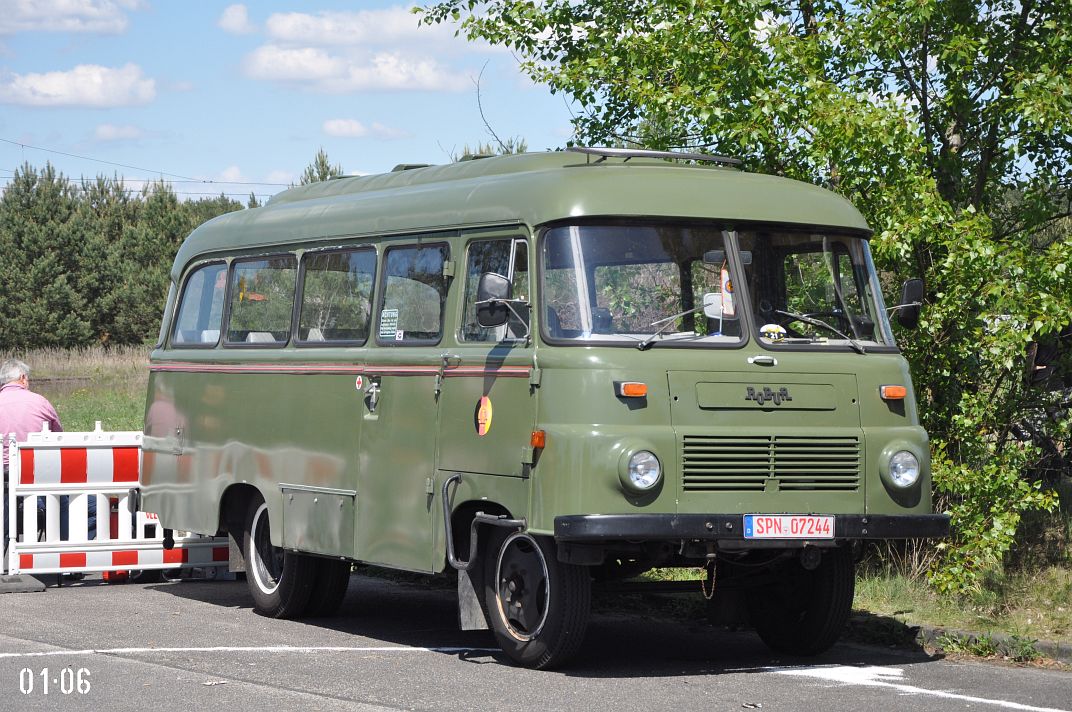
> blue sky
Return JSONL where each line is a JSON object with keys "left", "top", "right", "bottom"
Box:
{"left": 0, "top": 1, "right": 576, "bottom": 203}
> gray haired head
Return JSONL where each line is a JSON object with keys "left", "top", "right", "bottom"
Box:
{"left": 0, "top": 359, "right": 30, "bottom": 386}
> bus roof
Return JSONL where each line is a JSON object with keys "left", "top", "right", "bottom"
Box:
{"left": 171, "top": 151, "right": 870, "bottom": 279}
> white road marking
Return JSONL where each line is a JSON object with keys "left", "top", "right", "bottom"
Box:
{"left": 773, "top": 665, "right": 1070, "bottom": 712}
{"left": 0, "top": 645, "right": 499, "bottom": 659}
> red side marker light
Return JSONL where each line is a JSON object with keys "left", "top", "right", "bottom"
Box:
{"left": 615, "top": 382, "right": 648, "bottom": 398}
{"left": 880, "top": 385, "right": 907, "bottom": 400}
{"left": 530, "top": 430, "right": 546, "bottom": 449}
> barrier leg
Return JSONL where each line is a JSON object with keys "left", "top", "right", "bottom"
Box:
{"left": 91, "top": 494, "right": 103, "bottom": 541}
{"left": 117, "top": 494, "right": 133, "bottom": 541}
{"left": 70, "top": 493, "right": 89, "bottom": 543}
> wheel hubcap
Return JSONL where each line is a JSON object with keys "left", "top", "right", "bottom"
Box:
{"left": 250, "top": 503, "right": 284, "bottom": 595}
{"left": 495, "top": 532, "right": 549, "bottom": 641}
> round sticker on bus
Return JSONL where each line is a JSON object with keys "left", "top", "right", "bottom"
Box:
{"left": 476, "top": 396, "right": 494, "bottom": 436}
{"left": 760, "top": 323, "right": 788, "bottom": 341}
{"left": 355, "top": 375, "right": 363, "bottom": 390}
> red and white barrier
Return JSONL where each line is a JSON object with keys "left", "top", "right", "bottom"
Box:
{"left": 4, "top": 423, "right": 228, "bottom": 577}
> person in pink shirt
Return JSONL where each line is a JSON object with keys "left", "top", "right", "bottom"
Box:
{"left": 0, "top": 359, "right": 62, "bottom": 470}
{"left": 1, "top": 359, "right": 93, "bottom": 561}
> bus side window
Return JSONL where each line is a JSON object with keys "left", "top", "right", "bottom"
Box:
{"left": 171, "top": 262, "right": 226, "bottom": 347}
{"left": 461, "top": 238, "right": 528, "bottom": 342}
{"left": 377, "top": 243, "right": 449, "bottom": 344}
{"left": 225, "top": 255, "right": 297, "bottom": 346}
{"left": 298, "top": 248, "right": 376, "bottom": 344}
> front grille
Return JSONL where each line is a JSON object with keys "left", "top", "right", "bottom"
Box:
{"left": 681, "top": 435, "right": 860, "bottom": 492}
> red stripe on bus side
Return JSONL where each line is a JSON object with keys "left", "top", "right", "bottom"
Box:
{"left": 60, "top": 448, "right": 88, "bottom": 484}
{"left": 150, "top": 362, "right": 530, "bottom": 377}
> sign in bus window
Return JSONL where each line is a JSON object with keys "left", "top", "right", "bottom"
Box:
{"left": 171, "top": 262, "right": 226, "bottom": 346}
{"left": 226, "top": 256, "right": 297, "bottom": 345}
{"left": 298, "top": 249, "right": 376, "bottom": 343}
{"left": 378, "top": 244, "right": 448, "bottom": 344}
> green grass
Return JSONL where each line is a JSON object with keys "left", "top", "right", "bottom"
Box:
{"left": 3, "top": 345, "right": 149, "bottom": 432}
{"left": 854, "top": 566, "right": 1072, "bottom": 644}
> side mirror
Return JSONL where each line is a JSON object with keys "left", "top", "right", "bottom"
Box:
{"left": 475, "top": 272, "right": 512, "bottom": 327}
{"left": 702, "top": 292, "right": 723, "bottom": 319}
{"left": 896, "top": 278, "right": 924, "bottom": 329}
{"left": 703, "top": 250, "right": 752, "bottom": 266}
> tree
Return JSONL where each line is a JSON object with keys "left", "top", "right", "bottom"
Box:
{"left": 0, "top": 163, "right": 92, "bottom": 348}
{"left": 300, "top": 148, "right": 344, "bottom": 184}
{"left": 421, "top": 0, "right": 1072, "bottom": 592}
{"left": 453, "top": 137, "right": 528, "bottom": 162}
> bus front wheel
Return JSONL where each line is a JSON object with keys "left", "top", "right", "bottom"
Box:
{"left": 242, "top": 499, "right": 315, "bottom": 618}
{"left": 747, "top": 546, "right": 855, "bottom": 656}
{"left": 483, "top": 530, "right": 591, "bottom": 669}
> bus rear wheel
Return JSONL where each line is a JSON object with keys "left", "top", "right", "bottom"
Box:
{"left": 747, "top": 546, "right": 855, "bottom": 656}
{"left": 243, "top": 499, "right": 315, "bottom": 618}
{"left": 304, "top": 559, "right": 352, "bottom": 617}
{"left": 483, "top": 530, "right": 591, "bottom": 669}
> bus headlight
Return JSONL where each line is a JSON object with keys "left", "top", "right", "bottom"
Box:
{"left": 888, "top": 450, "right": 920, "bottom": 488}
{"left": 622, "top": 450, "right": 661, "bottom": 492}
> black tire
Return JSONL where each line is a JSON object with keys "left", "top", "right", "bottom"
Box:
{"left": 747, "top": 546, "right": 855, "bottom": 656}
{"left": 242, "top": 498, "right": 316, "bottom": 618}
{"left": 483, "top": 530, "right": 591, "bottom": 669}
{"left": 304, "top": 558, "right": 352, "bottom": 617}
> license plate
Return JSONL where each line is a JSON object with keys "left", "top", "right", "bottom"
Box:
{"left": 743, "top": 514, "right": 835, "bottom": 539}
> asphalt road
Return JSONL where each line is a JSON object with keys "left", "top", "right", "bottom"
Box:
{"left": 1, "top": 572, "right": 1069, "bottom": 712}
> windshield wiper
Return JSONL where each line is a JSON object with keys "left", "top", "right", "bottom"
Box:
{"left": 773, "top": 309, "right": 867, "bottom": 354}
{"left": 636, "top": 305, "right": 705, "bottom": 350}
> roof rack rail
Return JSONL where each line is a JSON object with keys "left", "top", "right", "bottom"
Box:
{"left": 566, "top": 146, "right": 742, "bottom": 167}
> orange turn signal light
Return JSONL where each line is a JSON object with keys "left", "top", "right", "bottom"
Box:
{"left": 530, "top": 430, "right": 546, "bottom": 449}
{"left": 615, "top": 381, "right": 648, "bottom": 398}
{"left": 880, "top": 385, "right": 907, "bottom": 400}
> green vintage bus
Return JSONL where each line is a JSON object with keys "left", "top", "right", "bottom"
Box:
{"left": 141, "top": 147, "right": 948, "bottom": 669}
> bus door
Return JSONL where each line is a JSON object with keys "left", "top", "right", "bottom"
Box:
{"left": 356, "top": 242, "right": 451, "bottom": 573}
{"left": 434, "top": 236, "right": 535, "bottom": 520}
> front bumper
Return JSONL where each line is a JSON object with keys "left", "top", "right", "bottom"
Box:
{"left": 554, "top": 513, "right": 950, "bottom": 542}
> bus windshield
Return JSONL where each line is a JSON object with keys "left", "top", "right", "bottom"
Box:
{"left": 539, "top": 223, "right": 896, "bottom": 349}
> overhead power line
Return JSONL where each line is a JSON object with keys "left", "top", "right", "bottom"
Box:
{"left": 0, "top": 137, "right": 290, "bottom": 187}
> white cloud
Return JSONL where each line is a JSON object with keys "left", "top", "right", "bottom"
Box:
{"left": 94, "top": 123, "right": 142, "bottom": 141}
{"left": 323, "top": 118, "right": 367, "bottom": 137}
{"left": 244, "top": 46, "right": 467, "bottom": 92}
{"left": 244, "top": 45, "right": 345, "bottom": 82}
{"left": 264, "top": 7, "right": 459, "bottom": 49}
{"left": 239, "top": 6, "right": 492, "bottom": 94}
{"left": 218, "top": 166, "right": 245, "bottom": 182}
{"left": 0, "top": 0, "right": 144, "bottom": 35}
{"left": 218, "top": 4, "right": 254, "bottom": 35}
{"left": 323, "top": 118, "right": 408, "bottom": 139}
{"left": 0, "top": 63, "right": 155, "bottom": 107}
{"left": 265, "top": 169, "right": 294, "bottom": 185}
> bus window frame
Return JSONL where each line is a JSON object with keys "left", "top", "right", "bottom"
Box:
{"left": 374, "top": 241, "right": 451, "bottom": 347}
{"left": 222, "top": 252, "right": 299, "bottom": 349}
{"left": 535, "top": 221, "right": 751, "bottom": 350}
{"left": 294, "top": 245, "right": 379, "bottom": 348}
{"left": 169, "top": 259, "right": 228, "bottom": 350}
{"left": 458, "top": 236, "right": 530, "bottom": 344}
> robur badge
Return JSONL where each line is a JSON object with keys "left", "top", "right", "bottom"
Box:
{"left": 745, "top": 386, "right": 792, "bottom": 406}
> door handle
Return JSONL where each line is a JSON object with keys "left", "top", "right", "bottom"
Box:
{"left": 364, "top": 380, "right": 381, "bottom": 414}
{"left": 435, "top": 353, "right": 460, "bottom": 399}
